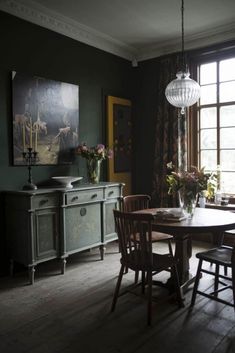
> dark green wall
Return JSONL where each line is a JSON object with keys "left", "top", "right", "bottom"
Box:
{"left": 0, "top": 10, "right": 136, "bottom": 275}
{"left": 133, "top": 58, "right": 161, "bottom": 196}
{"left": 0, "top": 10, "right": 135, "bottom": 190}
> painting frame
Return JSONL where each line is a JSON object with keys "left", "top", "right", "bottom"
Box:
{"left": 12, "top": 71, "right": 79, "bottom": 166}
{"left": 106, "top": 95, "right": 132, "bottom": 195}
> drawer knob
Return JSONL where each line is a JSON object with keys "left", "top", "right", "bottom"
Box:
{"left": 80, "top": 208, "right": 87, "bottom": 216}
{"left": 91, "top": 194, "right": 98, "bottom": 199}
{"left": 108, "top": 191, "right": 114, "bottom": 197}
{"left": 71, "top": 196, "right": 79, "bottom": 202}
{"left": 39, "top": 199, "right": 49, "bottom": 206}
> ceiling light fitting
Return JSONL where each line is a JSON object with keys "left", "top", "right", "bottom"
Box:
{"left": 165, "top": 0, "right": 200, "bottom": 115}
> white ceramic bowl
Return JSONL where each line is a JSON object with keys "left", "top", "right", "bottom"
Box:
{"left": 52, "top": 176, "right": 83, "bottom": 189}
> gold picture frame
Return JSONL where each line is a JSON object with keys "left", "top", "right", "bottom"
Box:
{"left": 107, "top": 95, "right": 132, "bottom": 195}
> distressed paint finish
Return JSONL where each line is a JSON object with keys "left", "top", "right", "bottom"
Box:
{"left": 5, "top": 182, "right": 123, "bottom": 284}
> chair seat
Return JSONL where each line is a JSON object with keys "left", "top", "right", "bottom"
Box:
{"left": 131, "top": 231, "right": 173, "bottom": 243}
{"left": 152, "top": 231, "right": 173, "bottom": 242}
{"left": 196, "top": 246, "right": 232, "bottom": 266}
{"left": 121, "top": 250, "right": 177, "bottom": 272}
{"left": 191, "top": 245, "right": 235, "bottom": 308}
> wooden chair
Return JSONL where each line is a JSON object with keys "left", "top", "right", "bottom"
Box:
{"left": 122, "top": 194, "right": 174, "bottom": 283}
{"left": 111, "top": 210, "right": 184, "bottom": 325}
{"left": 223, "top": 229, "right": 235, "bottom": 275}
{"left": 122, "top": 194, "right": 174, "bottom": 254}
{"left": 191, "top": 245, "right": 235, "bottom": 308}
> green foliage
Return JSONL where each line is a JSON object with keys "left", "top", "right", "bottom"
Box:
{"left": 166, "top": 163, "right": 217, "bottom": 198}
{"left": 206, "top": 171, "right": 218, "bottom": 200}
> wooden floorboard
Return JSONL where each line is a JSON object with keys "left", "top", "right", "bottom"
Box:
{"left": 0, "top": 241, "right": 234, "bottom": 353}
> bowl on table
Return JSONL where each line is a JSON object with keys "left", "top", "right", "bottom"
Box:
{"left": 51, "top": 176, "right": 83, "bottom": 189}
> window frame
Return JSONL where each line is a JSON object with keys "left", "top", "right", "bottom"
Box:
{"left": 189, "top": 46, "right": 235, "bottom": 194}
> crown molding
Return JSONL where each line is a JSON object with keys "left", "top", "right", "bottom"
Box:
{"left": 1, "top": 0, "right": 235, "bottom": 64}
{"left": 0, "top": 0, "right": 137, "bottom": 61}
{"left": 136, "top": 21, "right": 235, "bottom": 62}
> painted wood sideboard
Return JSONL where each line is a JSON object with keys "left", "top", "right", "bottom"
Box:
{"left": 5, "top": 182, "right": 123, "bottom": 284}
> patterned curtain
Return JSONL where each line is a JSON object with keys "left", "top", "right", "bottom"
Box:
{"left": 152, "top": 53, "right": 185, "bottom": 207}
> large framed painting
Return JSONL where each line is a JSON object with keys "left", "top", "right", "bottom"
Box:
{"left": 107, "top": 95, "right": 132, "bottom": 195}
{"left": 12, "top": 71, "right": 79, "bottom": 165}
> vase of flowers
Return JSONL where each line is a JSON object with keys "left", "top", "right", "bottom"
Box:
{"left": 86, "top": 159, "right": 101, "bottom": 183}
{"left": 178, "top": 187, "right": 198, "bottom": 218}
{"left": 75, "top": 143, "right": 113, "bottom": 183}
{"left": 166, "top": 162, "right": 211, "bottom": 218}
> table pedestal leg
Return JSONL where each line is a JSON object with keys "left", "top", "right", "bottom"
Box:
{"left": 174, "top": 233, "right": 191, "bottom": 285}
{"left": 165, "top": 232, "right": 192, "bottom": 293}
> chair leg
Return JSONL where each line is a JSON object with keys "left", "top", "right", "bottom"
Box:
{"left": 141, "top": 271, "right": 145, "bottom": 294}
{"left": 214, "top": 264, "right": 219, "bottom": 297}
{"left": 134, "top": 270, "right": 139, "bottom": 284}
{"left": 111, "top": 264, "right": 125, "bottom": 312}
{"left": 147, "top": 270, "right": 152, "bottom": 326}
{"left": 232, "top": 263, "right": 235, "bottom": 308}
{"left": 168, "top": 240, "right": 174, "bottom": 256}
{"left": 224, "top": 265, "right": 228, "bottom": 276}
{"left": 191, "top": 259, "right": 203, "bottom": 307}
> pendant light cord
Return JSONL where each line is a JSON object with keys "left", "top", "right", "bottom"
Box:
{"left": 165, "top": 0, "right": 201, "bottom": 111}
{"left": 181, "top": 0, "right": 186, "bottom": 72}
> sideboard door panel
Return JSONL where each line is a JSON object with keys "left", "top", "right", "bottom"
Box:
{"left": 104, "top": 200, "right": 119, "bottom": 242}
{"left": 34, "top": 210, "right": 58, "bottom": 259}
{"left": 65, "top": 203, "right": 102, "bottom": 252}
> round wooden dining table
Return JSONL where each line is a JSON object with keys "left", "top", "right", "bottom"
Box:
{"left": 135, "top": 207, "right": 235, "bottom": 290}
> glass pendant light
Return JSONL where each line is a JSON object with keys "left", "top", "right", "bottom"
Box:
{"left": 165, "top": 0, "right": 200, "bottom": 114}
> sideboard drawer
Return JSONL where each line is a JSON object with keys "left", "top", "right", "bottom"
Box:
{"left": 66, "top": 189, "right": 103, "bottom": 205}
{"left": 32, "top": 194, "right": 59, "bottom": 209}
{"left": 105, "top": 186, "right": 120, "bottom": 199}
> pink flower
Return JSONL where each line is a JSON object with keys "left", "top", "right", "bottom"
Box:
{"left": 75, "top": 143, "right": 113, "bottom": 161}
{"left": 81, "top": 145, "right": 88, "bottom": 152}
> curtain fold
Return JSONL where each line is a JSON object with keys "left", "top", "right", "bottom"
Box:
{"left": 152, "top": 53, "right": 183, "bottom": 207}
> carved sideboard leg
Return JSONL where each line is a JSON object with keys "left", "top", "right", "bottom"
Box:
{"left": 99, "top": 245, "right": 105, "bottom": 260}
{"left": 28, "top": 265, "right": 35, "bottom": 285}
{"left": 61, "top": 258, "right": 67, "bottom": 274}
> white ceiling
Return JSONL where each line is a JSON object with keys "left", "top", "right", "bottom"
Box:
{"left": 1, "top": 0, "right": 235, "bottom": 63}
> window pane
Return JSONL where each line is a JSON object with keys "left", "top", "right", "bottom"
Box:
{"left": 220, "top": 81, "right": 235, "bottom": 103}
{"left": 200, "top": 62, "right": 216, "bottom": 84}
{"left": 221, "top": 150, "right": 235, "bottom": 170}
{"left": 200, "top": 108, "right": 217, "bottom": 128}
{"left": 201, "top": 150, "right": 217, "bottom": 170}
{"left": 200, "top": 84, "right": 216, "bottom": 105}
{"left": 220, "top": 127, "right": 235, "bottom": 148}
{"left": 220, "top": 58, "right": 235, "bottom": 82}
{"left": 220, "top": 105, "right": 235, "bottom": 127}
{"left": 197, "top": 56, "right": 235, "bottom": 195}
{"left": 221, "top": 172, "right": 235, "bottom": 194}
{"left": 200, "top": 129, "right": 217, "bottom": 148}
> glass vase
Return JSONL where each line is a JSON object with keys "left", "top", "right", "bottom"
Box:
{"left": 86, "top": 159, "right": 101, "bottom": 183}
{"left": 178, "top": 188, "right": 198, "bottom": 219}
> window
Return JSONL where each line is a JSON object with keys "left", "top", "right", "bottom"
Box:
{"left": 197, "top": 56, "right": 235, "bottom": 194}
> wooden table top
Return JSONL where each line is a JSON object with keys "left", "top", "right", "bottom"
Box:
{"left": 135, "top": 208, "right": 235, "bottom": 234}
